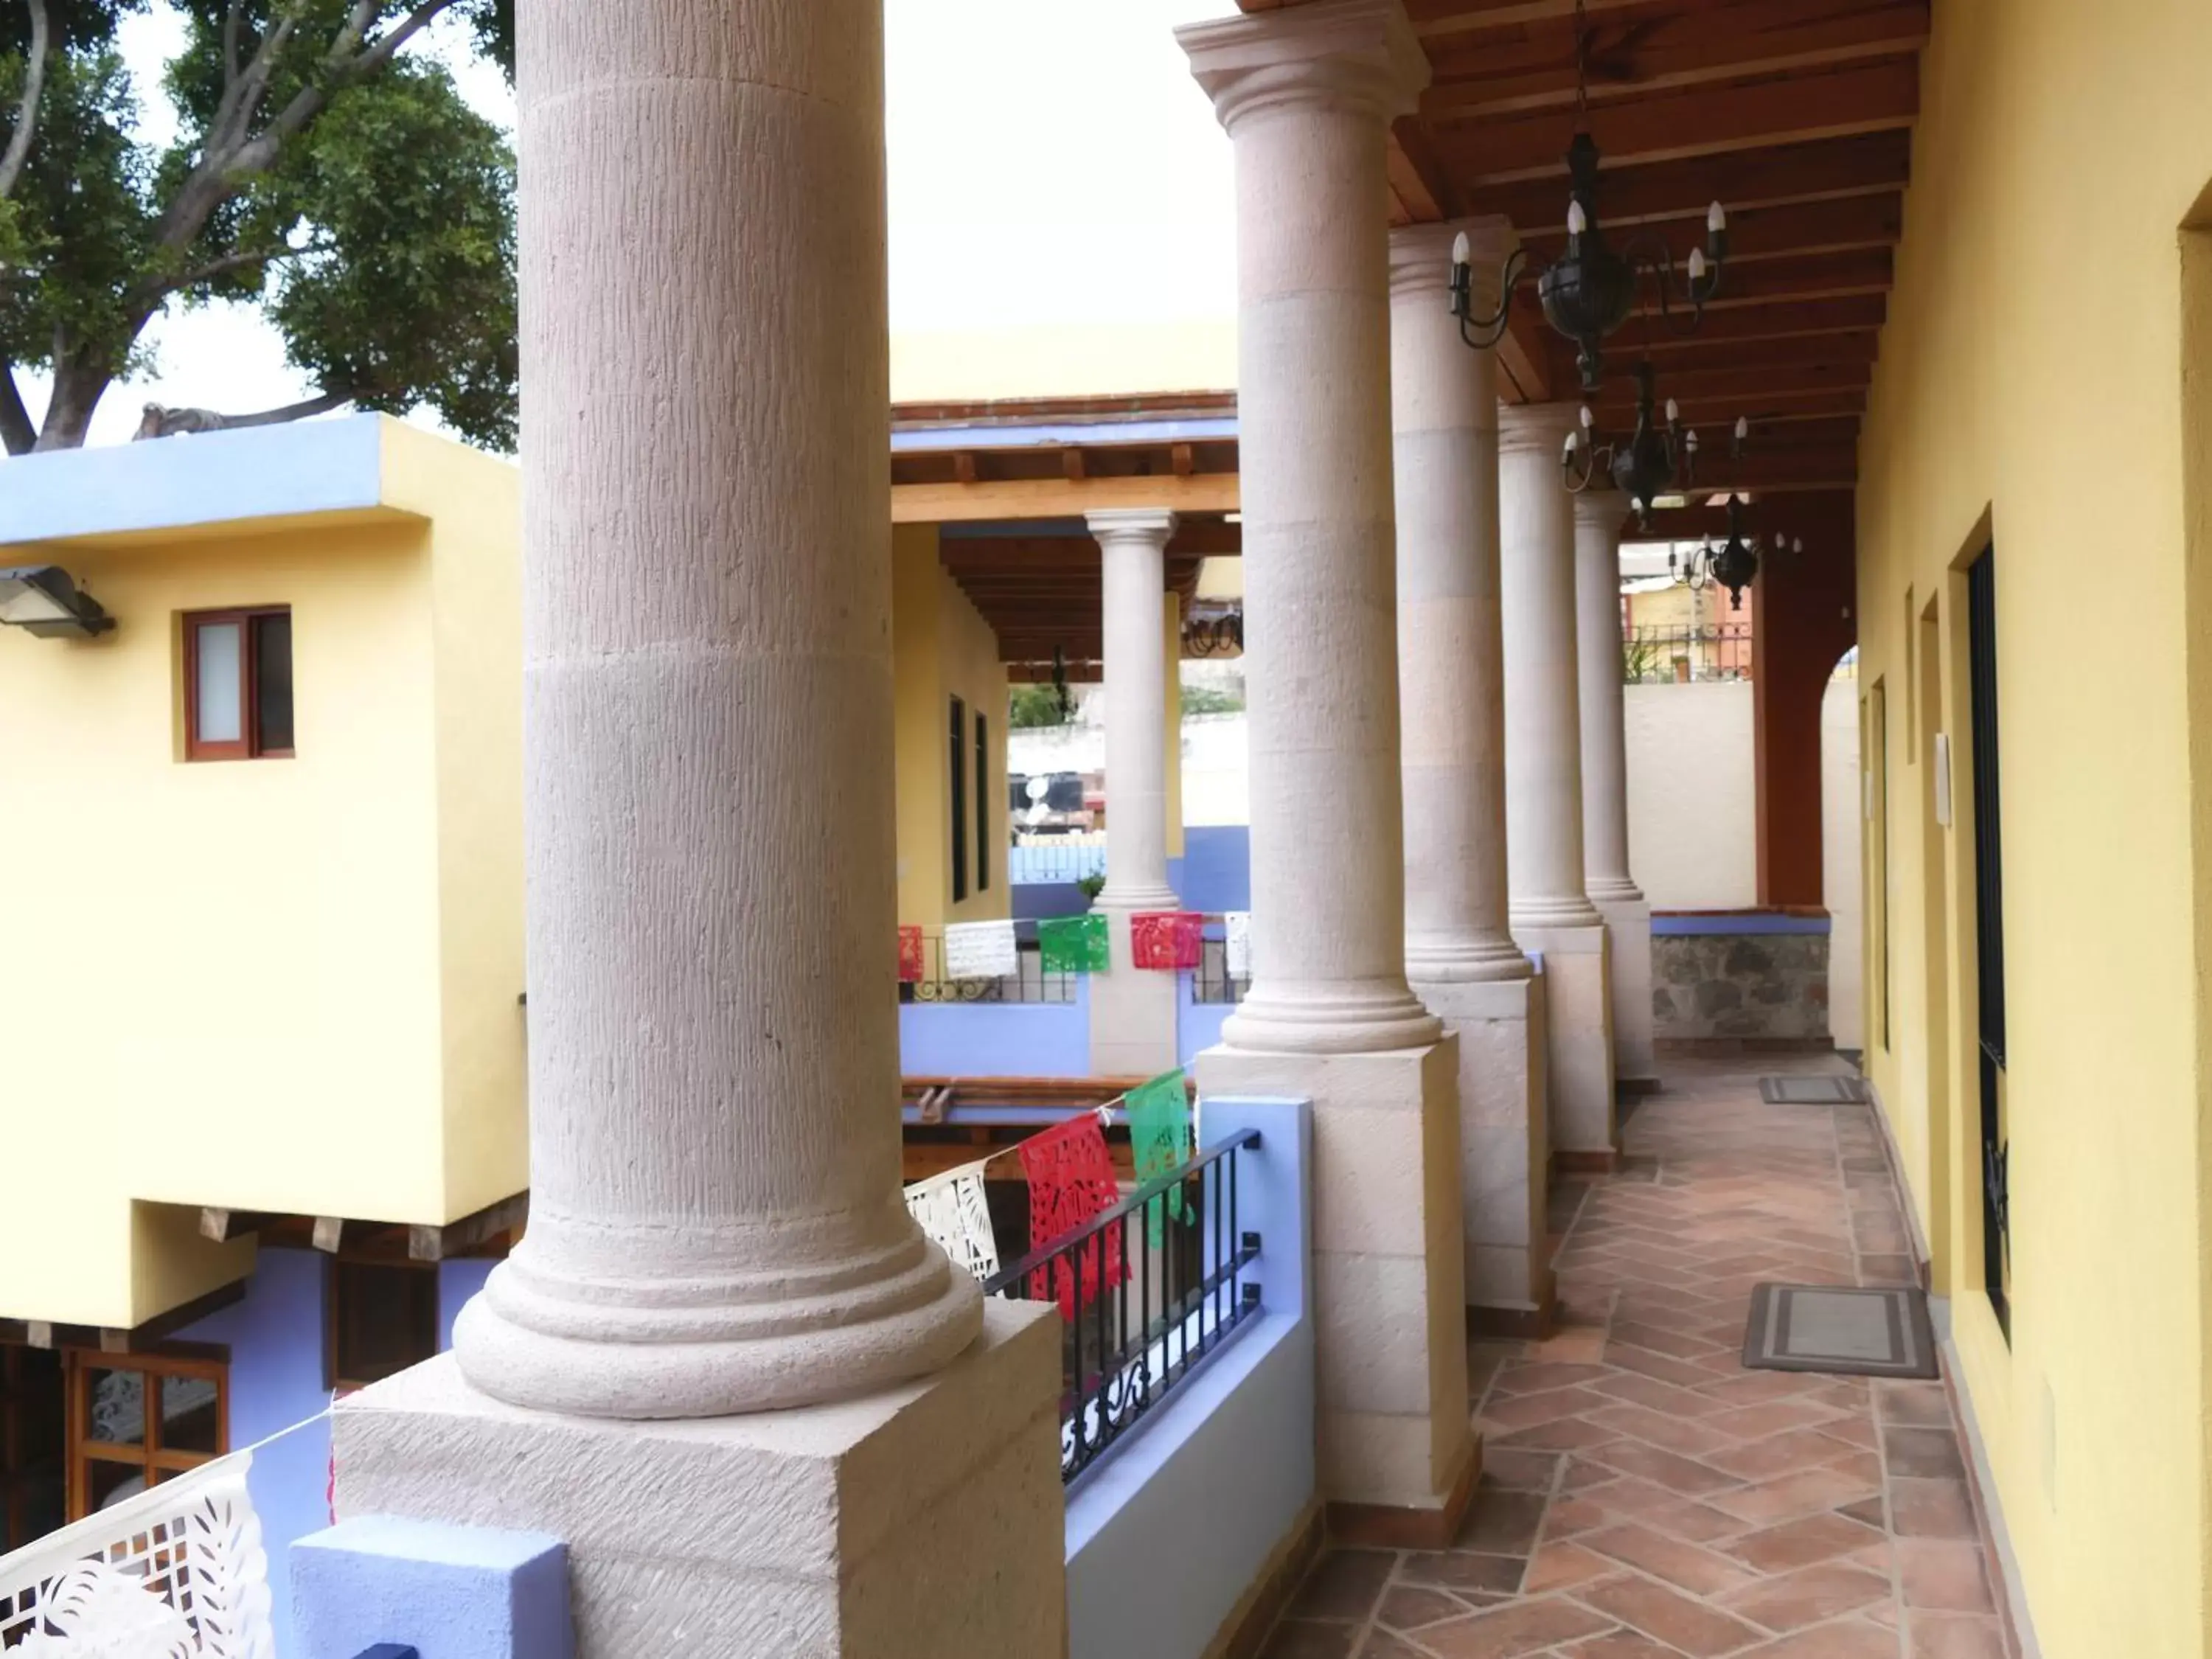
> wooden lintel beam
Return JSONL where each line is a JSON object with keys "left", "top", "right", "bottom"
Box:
{"left": 952, "top": 451, "right": 981, "bottom": 486}
{"left": 408, "top": 1192, "right": 529, "bottom": 1263}
{"left": 1496, "top": 311, "right": 1553, "bottom": 405}
{"left": 895, "top": 473, "right": 1239, "bottom": 524}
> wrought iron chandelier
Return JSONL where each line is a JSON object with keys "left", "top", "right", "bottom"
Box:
{"left": 1181, "top": 606, "right": 1243, "bottom": 658}
{"left": 1562, "top": 361, "right": 1749, "bottom": 527}
{"left": 1669, "top": 495, "right": 1786, "bottom": 611}
{"left": 1449, "top": 0, "right": 1728, "bottom": 392}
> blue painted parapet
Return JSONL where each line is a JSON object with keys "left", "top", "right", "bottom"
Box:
{"left": 291, "top": 1517, "right": 571, "bottom": 1659}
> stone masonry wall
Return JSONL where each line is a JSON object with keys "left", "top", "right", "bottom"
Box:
{"left": 1651, "top": 931, "right": 1830, "bottom": 1042}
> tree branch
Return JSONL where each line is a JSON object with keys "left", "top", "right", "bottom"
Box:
{"left": 201, "top": 387, "right": 357, "bottom": 429}
{"left": 223, "top": 0, "right": 245, "bottom": 90}
{"left": 248, "top": 0, "right": 459, "bottom": 164}
{"left": 0, "top": 358, "right": 34, "bottom": 455}
{"left": 133, "top": 238, "right": 331, "bottom": 302}
{"left": 0, "top": 0, "right": 52, "bottom": 202}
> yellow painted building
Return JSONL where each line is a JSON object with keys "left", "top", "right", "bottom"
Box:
{"left": 0, "top": 416, "right": 524, "bottom": 1332}
{"left": 1854, "top": 1, "right": 2212, "bottom": 1652}
{"left": 892, "top": 522, "right": 1012, "bottom": 929}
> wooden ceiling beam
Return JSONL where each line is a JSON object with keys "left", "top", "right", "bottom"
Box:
{"left": 1515, "top": 192, "right": 1902, "bottom": 267}
{"left": 894, "top": 473, "right": 1239, "bottom": 524}
{"left": 1440, "top": 59, "right": 1921, "bottom": 186}
{"left": 1463, "top": 129, "right": 1912, "bottom": 229}
{"left": 1423, "top": 0, "right": 1930, "bottom": 120}
{"left": 1619, "top": 293, "right": 1888, "bottom": 347}
{"left": 1591, "top": 383, "right": 1868, "bottom": 424}
{"left": 1554, "top": 330, "right": 1879, "bottom": 390}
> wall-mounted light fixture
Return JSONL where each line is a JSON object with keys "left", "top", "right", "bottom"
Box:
{"left": 0, "top": 566, "right": 115, "bottom": 639}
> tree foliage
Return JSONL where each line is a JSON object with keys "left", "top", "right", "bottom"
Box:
{"left": 0, "top": 0, "right": 515, "bottom": 453}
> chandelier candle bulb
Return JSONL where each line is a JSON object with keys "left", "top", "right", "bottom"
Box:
{"left": 1451, "top": 231, "right": 1470, "bottom": 265}
{"left": 1567, "top": 198, "right": 1587, "bottom": 237}
{"left": 1708, "top": 201, "right": 1727, "bottom": 234}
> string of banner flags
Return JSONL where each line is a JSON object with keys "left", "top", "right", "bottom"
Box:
{"left": 900, "top": 1067, "right": 1195, "bottom": 1315}
{"left": 898, "top": 911, "right": 1252, "bottom": 982}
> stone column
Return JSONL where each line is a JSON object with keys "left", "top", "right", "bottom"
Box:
{"left": 1500, "top": 405, "right": 1618, "bottom": 1166}
{"left": 1575, "top": 490, "right": 1659, "bottom": 1091}
{"left": 1389, "top": 219, "right": 1554, "bottom": 1334}
{"left": 1181, "top": 0, "right": 1475, "bottom": 1540}
{"left": 1089, "top": 509, "right": 1182, "bottom": 1075}
{"left": 338, "top": 4, "right": 1066, "bottom": 1652}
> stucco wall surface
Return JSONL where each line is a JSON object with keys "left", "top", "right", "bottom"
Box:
{"left": 1624, "top": 682, "right": 1756, "bottom": 911}
{"left": 1853, "top": 1, "right": 2212, "bottom": 1649}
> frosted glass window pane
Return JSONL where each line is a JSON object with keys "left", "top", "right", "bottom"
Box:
{"left": 195, "top": 622, "right": 243, "bottom": 743}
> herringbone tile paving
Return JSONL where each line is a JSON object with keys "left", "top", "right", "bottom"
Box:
{"left": 1259, "top": 1055, "right": 2014, "bottom": 1659}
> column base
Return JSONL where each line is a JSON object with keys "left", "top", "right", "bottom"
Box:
{"left": 1514, "top": 922, "right": 1616, "bottom": 1163}
{"left": 1196, "top": 1039, "right": 1474, "bottom": 1521}
{"left": 1411, "top": 973, "right": 1554, "bottom": 1329}
{"left": 1590, "top": 888, "right": 1658, "bottom": 1089}
{"left": 1090, "top": 903, "right": 1182, "bottom": 1077}
{"left": 334, "top": 1304, "right": 1066, "bottom": 1659}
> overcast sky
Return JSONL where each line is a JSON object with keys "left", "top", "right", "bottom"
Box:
{"left": 15, "top": 0, "right": 1236, "bottom": 448}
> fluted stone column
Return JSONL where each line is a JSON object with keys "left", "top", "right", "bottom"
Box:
{"left": 1575, "top": 490, "right": 1658, "bottom": 1090}
{"left": 1500, "top": 406, "right": 1618, "bottom": 1166}
{"left": 334, "top": 4, "right": 1066, "bottom": 1652}
{"left": 1182, "top": 0, "right": 1475, "bottom": 1538}
{"left": 1390, "top": 220, "right": 1554, "bottom": 1333}
{"left": 1090, "top": 509, "right": 1181, "bottom": 1075}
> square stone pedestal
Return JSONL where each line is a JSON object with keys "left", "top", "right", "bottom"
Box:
{"left": 1090, "top": 906, "right": 1182, "bottom": 1076}
{"left": 1413, "top": 974, "right": 1554, "bottom": 1335}
{"left": 1516, "top": 922, "right": 1616, "bottom": 1168}
{"left": 1196, "top": 1038, "right": 1475, "bottom": 1543}
{"left": 333, "top": 1303, "right": 1067, "bottom": 1659}
{"left": 1593, "top": 891, "right": 1658, "bottom": 1091}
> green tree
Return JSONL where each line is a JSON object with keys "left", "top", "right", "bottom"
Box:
{"left": 1009, "top": 681, "right": 1072, "bottom": 729}
{"left": 0, "top": 0, "right": 515, "bottom": 453}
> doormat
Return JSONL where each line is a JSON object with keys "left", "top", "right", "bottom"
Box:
{"left": 1742, "top": 1283, "right": 1938, "bottom": 1380}
{"left": 1759, "top": 1074, "right": 1871, "bottom": 1105}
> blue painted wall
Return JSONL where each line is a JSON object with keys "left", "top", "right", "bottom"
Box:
{"left": 171, "top": 1247, "right": 505, "bottom": 1658}
{"left": 1065, "top": 1096, "right": 1315, "bottom": 1659}
{"left": 1178, "top": 974, "right": 1234, "bottom": 1068}
{"left": 899, "top": 976, "right": 1092, "bottom": 1076}
{"left": 1176, "top": 826, "right": 1251, "bottom": 915}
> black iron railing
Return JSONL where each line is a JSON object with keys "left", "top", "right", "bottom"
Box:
{"left": 1622, "top": 622, "right": 1754, "bottom": 684}
{"left": 1190, "top": 924, "right": 1251, "bottom": 1006}
{"left": 902, "top": 925, "right": 1077, "bottom": 1005}
{"left": 984, "top": 1128, "right": 1262, "bottom": 1484}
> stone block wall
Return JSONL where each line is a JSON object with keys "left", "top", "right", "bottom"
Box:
{"left": 1650, "top": 919, "right": 1830, "bottom": 1043}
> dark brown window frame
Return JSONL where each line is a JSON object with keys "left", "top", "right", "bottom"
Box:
{"left": 324, "top": 1256, "right": 442, "bottom": 1394}
{"left": 184, "top": 606, "right": 294, "bottom": 762}
{"left": 63, "top": 1345, "right": 229, "bottom": 1520}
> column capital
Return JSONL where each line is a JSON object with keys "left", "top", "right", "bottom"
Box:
{"left": 1498, "top": 400, "right": 1582, "bottom": 461}
{"left": 1389, "top": 216, "right": 1515, "bottom": 310}
{"left": 1086, "top": 507, "right": 1178, "bottom": 546}
{"left": 1573, "top": 488, "right": 1635, "bottom": 536}
{"left": 1178, "top": 0, "right": 1429, "bottom": 134}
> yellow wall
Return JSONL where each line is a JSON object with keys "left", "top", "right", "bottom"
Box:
{"left": 0, "top": 422, "right": 523, "bottom": 1328}
{"left": 1854, "top": 3, "right": 2212, "bottom": 1651}
{"left": 892, "top": 524, "right": 1011, "bottom": 928}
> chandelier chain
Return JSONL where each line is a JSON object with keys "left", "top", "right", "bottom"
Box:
{"left": 1573, "top": 0, "right": 1589, "bottom": 124}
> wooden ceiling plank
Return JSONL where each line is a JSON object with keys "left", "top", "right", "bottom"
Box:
{"left": 1440, "top": 58, "right": 1921, "bottom": 186}
{"left": 1463, "top": 130, "right": 1912, "bottom": 229}
{"left": 1514, "top": 192, "right": 1902, "bottom": 267}
{"left": 1423, "top": 0, "right": 1930, "bottom": 120}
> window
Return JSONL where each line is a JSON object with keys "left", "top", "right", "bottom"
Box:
{"left": 328, "top": 1260, "right": 440, "bottom": 1391}
{"left": 949, "top": 696, "right": 968, "bottom": 902}
{"left": 65, "top": 1349, "right": 226, "bottom": 1517}
{"left": 185, "top": 608, "right": 293, "bottom": 760}
{"left": 975, "top": 710, "right": 991, "bottom": 893}
{"left": 1, "top": 1344, "right": 63, "bottom": 1549}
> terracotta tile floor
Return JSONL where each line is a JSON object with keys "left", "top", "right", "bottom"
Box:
{"left": 1259, "top": 1054, "right": 2014, "bottom": 1659}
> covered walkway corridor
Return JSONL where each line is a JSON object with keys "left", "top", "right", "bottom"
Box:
{"left": 1263, "top": 1055, "right": 2012, "bottom": 1659}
